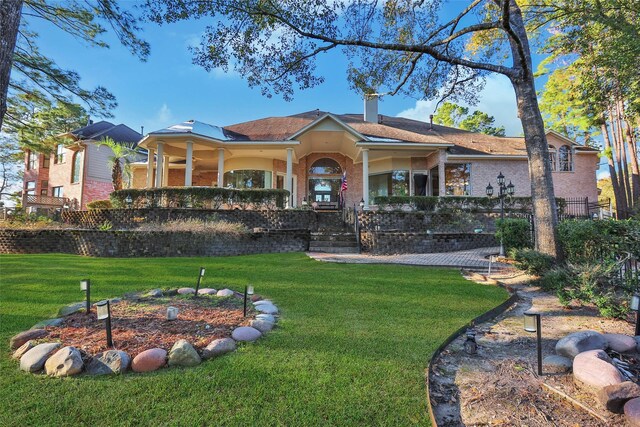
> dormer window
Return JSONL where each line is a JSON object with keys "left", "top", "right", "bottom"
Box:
{"left": 558, "top": 145, "right": 573, "bottom": 172}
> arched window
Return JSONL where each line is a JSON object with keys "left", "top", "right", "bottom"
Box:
{"left": 548, "top": 145, "right": 557, "bottom": 172}
{"left": 558, "top": 145, "right": 573, "bottom": 172}
{"left": 308, "top": 158, "right": 342, "bottom": 175}
{"left": 71, "top": 152, "right": 82, "bottom": 183}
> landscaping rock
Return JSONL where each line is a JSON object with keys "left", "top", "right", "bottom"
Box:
{"left": 85, "top": 350, "right": 130, "bottom": 375}
{"left": 202, "top": 338, "right": 236, "bottom": 359}
{"left": 45, "top": 346, "right": 83, "bottom": 377}
{"left": 251, "top": 295, "right": 262, "bottom": 302}
{"left": 31, "top": 318, "right": 64, "bottom": 329}
{"left": 625, "top": 397, "right": 640, "bottom": 426}
{"left": 13, "top": 341, "right": 36, "bottom": 359}
{"left": 232, "top": 326, "right": 262, "bottom": 342}
{"left": 131, "top": 348, "right": 167, "bottom": 372}
{"left": 145, "top": 289, "right": 163, "bottom": 297}
{"left": 197, "top": 288, "right": 217, "bottom": 295}
{"left": 58, "top": 302, "right": 86, "bottom": 317}
{"left": 177, "top": 287, "right": 196, "bottom": 295}
{"left": 255, "top": 304, "right": 278, "bottom": 314}
{"left": 217, "top": 289, "right": 235, "bottom": 297}
{"left": 168, "top": 340, "right": 201, "bottom": 367}
{"left": 542, "top": 355, "right": 572, "bottom": 374}
{"left": 598, "top": 381, "right": 640, "bottom": 413}
{"left": 253, "top": 300, "right": 273, "bottom": 306}
{"left": 109, "top": 297, "right": 122, "bottom": 304}
{"left": 605, "top": 333, "right": 637, "bottom": 353}
{"left": 573, "top": 349, "right": 624, "bottom": 392}
{"left": 255, "top": 314, "right": 276, "bottom": 323}
{"left": 10, "top": 329, "right": 48, "bottom": 350}
{"left": 20, "top": 342, "right": 61, "bottom": 373}
{"left": 556, "top": 330, "right": 607, "bottom": 358}
{"left": 250, "top": 319, "right": 274, "bottom": 333}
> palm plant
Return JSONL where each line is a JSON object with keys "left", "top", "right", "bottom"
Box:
{"left": 96, "top": 137, "right": 136, "bottom": 191}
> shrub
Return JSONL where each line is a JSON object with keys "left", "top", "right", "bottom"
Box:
{"left": 510, "top": 248, "right": 554, "bottom": 275}
{"left": 371, "top": 196, "right": 567, "bottom": 214}
{"left": 495, "top": 218, "right": 532, "bottom": 251}
{"left": 86, "top": 199, "right": 112, "bottom": 210}
{"left": 559, "top": 219, "right": 640, "bottom": 264}
{"left": 98, "top": 220, "right": 113, "bottom": 231}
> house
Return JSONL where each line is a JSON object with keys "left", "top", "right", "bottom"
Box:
{"left": 128, "top": 97, "right": 599, "bottom": 210}
{"left": 23, "top": 121, "right": 142, "bottom": 211}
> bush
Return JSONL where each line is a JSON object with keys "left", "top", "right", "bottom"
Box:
{"left": 559, "top": 219, "right": 640, "bottom": 264}
{"left": 495, "top": 218, "right": 532, "bottom": 251}
{"left": 510, "top": 248, "right": 554, "bottom": 275}
{"left": 372, "top": 196, "right": 567, "bottom": 214}
{"left": 136, "top": 219, "right": 248, "bottom": 235}
{"left": 86, "top": 199, "right": 112, "bottom": 210}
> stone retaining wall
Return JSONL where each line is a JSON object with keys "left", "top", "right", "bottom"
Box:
{"left": 0, "top": 229, "right": 309, "bottom": 257}
{"left": 358, "top": 211, "right": 498, "bottom": 233}
{"left": 360, "top": 231, "right": 496, "bottom": 255}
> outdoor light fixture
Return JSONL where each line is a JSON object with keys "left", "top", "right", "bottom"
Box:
{"left": 485, "top": 183, "right": 494, "bottom": 197}
{"left": 524, "top": 312, "right": 542, "bottom": 375}
{"left": 96, "top": 300, "right": 114, "bottom": 347}
{"left": 125, "top": 195, "right": 133, "bottom": 207}
{"left": 507, "top": 181, "right": 515, "bottom": 196}
{"left": 359, "top": 198, "right": 365, "bottom": 209}
{"left": 464, "top": 329, "right": 478, "bottom": 354}
{"left": 302, "top": 197, "right": 308, "bottom": 206}
{"left": 244, "top": 285, "right": 254, "bottom": 317}
{"left": 80, "top": 279, "right": 91, "bottom": 315}
{"left": 631, "top": 294, "right": 640, "bottom": 336}
{"left": 194, "top": 267, "right": 205, "bottom": 297}
{"left": 497, "top": 171, "right": 505, "bottom": 186}
{"left": 487, "top": 172, "right": 515, "bottom": 258}
{"left": 167, "top": 306, "right": 179, "bottom": 321}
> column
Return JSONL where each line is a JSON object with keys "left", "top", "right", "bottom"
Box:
{"left": 146, "top": 148, "right": 155, "bottom": 188}
{"left": 285, "top": 148, "right": 293, "bottom": 208}
{"left": 362, "top": 149, "right": 369, "bottom": 208}
{"left": 217, "top": 149, "right": 225, "bottom": 187}
{"left": 185, "top": 141, "right": 193, "bottom": 186}
{"left": 154, "top": 143, "right": 164, "bottom": 188}
{"left": 162, "top": 155, "right": 169, "bottom": 187}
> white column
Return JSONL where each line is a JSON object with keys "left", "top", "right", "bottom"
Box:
{"left": 217, "top": 149, "right": 225, "bottom": 187}
{"left": 162, "top": 155, "right": 169, "bottom": 187}
{"left": 155, "top": 143, "right": 164, "bottom": 188}
{"left": 185, "top": 141, "right": 193, "bottom": 187}
{"left": 285, "top": 148, "right": 293, "bottom": 208}
{"left": 438, "top": 149, "right": 446, "bottom": 196}
{"left": 146, "top": 148, "right": 155, "bottom": 188}
{"left": 362, "top": 148, "right": 369, "bottom": 208}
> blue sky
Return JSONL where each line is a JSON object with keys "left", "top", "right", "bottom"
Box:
{"left": 31, "top": 11, "right": 525, "bottom": 136}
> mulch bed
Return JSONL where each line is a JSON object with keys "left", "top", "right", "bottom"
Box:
{"left": 47, "top": 296, "right": 252, "bottom": 357}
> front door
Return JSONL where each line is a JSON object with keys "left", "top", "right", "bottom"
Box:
{"left": 309, "top": 178, "right": 341, "bottom": 208}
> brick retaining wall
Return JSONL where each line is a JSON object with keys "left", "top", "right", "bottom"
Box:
{"left": 0, "top": 229, "right": 309, "bottom": 257}
{"left": 360, "top": 231, "right": 497, "bottom": 255}
{"left": 358, "top": 211, "right": 498, "bottom": 233}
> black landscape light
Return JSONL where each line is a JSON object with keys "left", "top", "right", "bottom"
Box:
{"left": 166, "top": 306, "right": 179, "bottom": 321}
{"left": 524, "top": 312, "right": 542, "bottom": 375}
{"left": 244, "top": 285, "right": 254, "bottom": 317}
{"left": 80, "top": 279, "right": 91, "bottom": 315}
{"left": 631, "top": 294, "right": 640, "bottom": 336}
{"left": 195, "top": 267, "right": 205, "bottom": 297}
{"left": 359, "top": 198, "right": 365, "bottom": 209}
{"left": 96, "top": 300, "right": 114, "bottom": 348}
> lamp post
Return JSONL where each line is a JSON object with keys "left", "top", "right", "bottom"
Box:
{"left": 524, "top": 312, "right": 543, "bottom": 375}
{"left": 631, "top": 294, "right": 640, "bottom": 336}
{"left": 486, "top": 172, "right": 515, "bottom": 257}
{"left": 80, "top": 279, "right": 91, "bottom": 315}
{"left": 195, "top": 267, "right": 205, "bottom": 297}
{"left": 96, "top": 300, "right": 114, "bottom": 348}
{"left": 125, "top": 195, "right": 133, "bottom": 208}
{"left": 244, "top": 285, "right": 254, "bottom": 317}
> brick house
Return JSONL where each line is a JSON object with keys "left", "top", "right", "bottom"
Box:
{"left": 23, "top": 121, "right": 141, "bottom": 211}
{"left": 130, "top": 97, "right": 599, "bottom": 211}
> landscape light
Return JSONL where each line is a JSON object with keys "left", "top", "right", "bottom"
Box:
{"left": 497, "top": 171, "right": 505, "bottom": 186}
{"left": 125, "top": 195, "right": 133, "bottom": 207}
{"left": 195, "top": 267, "right": 205, "bottom": 297}
{"left": 80, "top": 279, "right": 91, "bottom": 315}
{"left": 631, "top": 294, "right": 640, "bottom": 336}
{"left": 359, "top": 198, "right": 365, "bottom": 209}
{"left": 244, "top": 285, "right": 254, "bottom": 317}
{"left": 167, "top": 306, "right": 179, "bottom": 321}
{"left": 302, "top": 197, "right": 308, "bottom": 206}
{"left": 96, "top": 300, "right": 114, "bottom": 347}
{"left": 507, "top": 181, "right": 515, "bottom": 196}
{"left": 485, "top": 183, "right": 493, "bottom": 197}
{"left": 523, "top": 312, "right": 542, "bottom": 375}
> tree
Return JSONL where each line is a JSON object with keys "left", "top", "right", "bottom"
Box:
{"left": 0, "top": 135, "right": 22, "bottom": 203}
{"left": 146, "top": 0, "right": 562, "bottom": 256}
{"left": 95, "top": 137, "right": 136, "bottom": 191}
{"left": 433, "top": 102, "right": 506, "bottom": 136}
{"left": 0, "top": 0, "right": 149, "bottom": 130}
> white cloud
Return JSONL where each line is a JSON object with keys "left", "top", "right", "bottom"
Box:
{"left": 396, "top": 74, "right": 523, "bottom": 136}
{"left": 144, "top": 103, "right": 175, "bottom": 133}
{"left": 597, "top": 170, "right": 611, "bottom": 180}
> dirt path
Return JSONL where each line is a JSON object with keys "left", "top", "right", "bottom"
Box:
{"left": 430, "top": 272, "right": 632, "bottom": 426}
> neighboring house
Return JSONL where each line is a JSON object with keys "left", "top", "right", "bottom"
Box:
{"left": 23, "top": 121, "right": 142, "bottom": 211}
{"left": 125, "top": 97, "right": 597, "bottom": 210}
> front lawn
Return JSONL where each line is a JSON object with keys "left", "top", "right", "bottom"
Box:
{"left": 0, "top": 253, "right": 507, "bottom": 426}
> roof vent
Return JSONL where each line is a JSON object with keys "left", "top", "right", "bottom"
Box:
{"left": 378, "top": 114, "right": 383, "bottom": 124}
{"left": 364, "top": 94, "right": 379, "bottom": 123}
{"left": 429, "top": 114, "right": 433, "bottom": 130}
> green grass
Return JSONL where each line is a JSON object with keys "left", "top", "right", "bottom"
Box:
{"left": 0, "top": 253, "right": 507, "bottom": 426}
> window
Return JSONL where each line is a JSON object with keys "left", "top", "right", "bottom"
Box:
{"left": 52, "top": 186, "right": 63, "bottom": 198}
{"left": 309, "top": 158, "right": 342, "bottom": 175}
{"left": 71, "top": 152, "right": 82, "bottom": 183}
{"left": 369, "top": 170, "right": 410, "bottom": 200}
{"left": 445, "top": 163, "right": 471, "bottom": 196}
{"left": 412, "top": 172, "right": 428, "bottom": 196}
{"left": 26, "top": 151, "right": 37, "bottom": 170}
{"left": 40, "top": 188, "right": 48, "bottom": 196}
{"left": 42, "top": 155, "right": 50, "bottom": 168}
{"left": 55, "top": 144, "right": 65, "bottom": 164}
{"left": 25, "top": 181, "right": 36, "bottom": 196}
{"left": 223, "top": 170, "right": 272, "bottom": 189}
{"left": 548, "top": 145, "right": 557, "bottom": 171}
{"left": 558, "top": 145, "right": 573, "bottom": 171}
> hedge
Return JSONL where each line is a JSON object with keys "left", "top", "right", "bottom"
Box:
{"left": 373, "top": 195, "right": 567, "bottom": 214}
{"left": 86, "top": 199, "right": 113, "bottom": 210}
{"left": 110, "top": 187, "right": 290, "bottom": 210}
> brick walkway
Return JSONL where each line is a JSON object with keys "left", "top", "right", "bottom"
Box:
{"left": 307, "top": 246, "right": 512, "bottom": 271}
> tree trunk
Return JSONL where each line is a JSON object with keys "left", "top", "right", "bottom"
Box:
{"left": 624, "top": 116, "right": 640, "bottom": 207}
{"left": 112, "top": 161, "right": 122, "bottom": 191}
{"left": 602, "top": 121, "right": 626, "bottom": 218}
{"left": 0, "top": 0, "right": 22, "bottom": 129}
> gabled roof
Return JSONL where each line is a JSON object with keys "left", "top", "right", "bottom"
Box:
{"left": 69, "top": 121, "right": 142, "bottom": 147}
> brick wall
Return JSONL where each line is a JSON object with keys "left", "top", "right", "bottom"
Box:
{"left": 82, "top": 179, "right": 113, "bottom": 209}
{"left": 361, "top": 231, "right": 496, "bottom": 255}
{"left": 0, "top": 229, "right": 309, "bottom": 257}
{"left": 358, "top": 210, "right": 498, "bottom": 233}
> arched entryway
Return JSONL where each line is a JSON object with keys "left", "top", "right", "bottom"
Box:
{"left": 308, "top": 158, "right": 343, "bottom": 209}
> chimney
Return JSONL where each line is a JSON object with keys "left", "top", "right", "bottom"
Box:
{"left": 429, "top": 114, "right": 434, "bottom": 130}
{"left": 364, "top": 94, "right": 378, "bottom": 123}
{"left": 140, "top": 125, "right": 144, "bottom": 135}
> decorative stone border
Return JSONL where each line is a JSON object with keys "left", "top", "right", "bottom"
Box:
{"left": 9, "top": 288, "right": 279, "bottom": 377}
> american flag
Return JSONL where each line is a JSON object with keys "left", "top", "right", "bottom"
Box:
{"left": 341, "top": 171, "right": 347, "bottom": 192}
